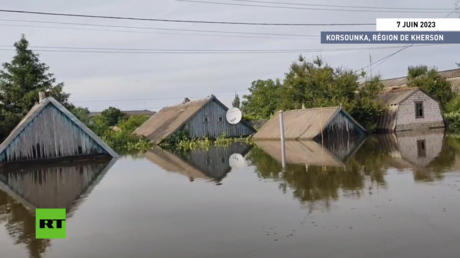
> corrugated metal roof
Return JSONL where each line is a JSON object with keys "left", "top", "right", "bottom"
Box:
{"left": 252, "top": 106, "right": 365, "bottom": 140}
{"left": 133, "top": 96, "right": 213, "bottom": 143}
{"left": 376, "top": 87, "right": 419, "bottom": 105}
{"left": 376, "top": 105, "right": 399, "bottom": 133}
{"left": 254, "top": 140, "right": 345, "bottom": 167}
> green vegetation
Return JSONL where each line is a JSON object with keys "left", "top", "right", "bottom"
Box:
{"left": 241, "top": 56, "right": 386, "bottom": 132}
{"left": 0, "top": 35, "right": 152, "bottom": 153}
{"left": 161, "top": 132, "right": 252, "bottom": 151}
{"left": 2, "top": 35, "right": 460, "bottom": 154}
{"left": 87, "top": 113, "right": 153, "bottom": 153}
{"left": 240, "top": 57, "right": 459, "bottom": 133}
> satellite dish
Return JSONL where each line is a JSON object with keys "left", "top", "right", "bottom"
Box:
{"left": 229, "top": 153, "right": 246, "bottom": 169}
{"left": 226, "top": 108, "right": 242, "bottom": 124}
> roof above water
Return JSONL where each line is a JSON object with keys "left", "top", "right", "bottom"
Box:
{"left": 252, "top": 106, "right": 366, "bottom": 140}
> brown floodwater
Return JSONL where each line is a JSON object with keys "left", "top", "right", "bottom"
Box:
{"left": 1, "top": 132, "right": 460, "bottom": 258}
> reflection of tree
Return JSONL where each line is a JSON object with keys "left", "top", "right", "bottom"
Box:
{"left": 0, "top": 190, "right": 50, "bottom": 258}
{"left": 412, "top": 136, "right": 459, "bottom": 182}
{"left": 247, "top": 138, "right": 390, "bottom": 211}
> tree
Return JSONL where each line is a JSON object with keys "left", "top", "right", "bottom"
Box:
{"left": 232, "top": 93, "right": 240, "bottom": 108}
{"left": 241, "top": 56, "right": 384, "bottom": 131}
{"left": 407, "top": 65, "right": 453, "bottom": 110}
{"left": 70, "top": 106, "right": 91, "bottom": 125}
{"left": 118, "top": 115, "right": 149, "bottom": 132}
{"left": 0, "top": 35, "right": 71, "bottom": 140}
{"left": 241, "top": 79, "right": 281, "bottom": 119}
{"left": 100, "top": 107, "right": 128, "bottom": 126}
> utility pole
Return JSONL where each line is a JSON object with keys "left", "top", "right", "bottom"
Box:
{"left": 369, "top": 53, "right": 373, "bottom": 78}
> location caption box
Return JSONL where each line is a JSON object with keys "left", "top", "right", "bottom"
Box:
{"left": 376, "top": 18, "right": 460, "bottom": 31}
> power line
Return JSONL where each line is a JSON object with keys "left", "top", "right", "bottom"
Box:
{"left": 0, "top": 19, "right": 320, "bottom": 40}
{"left": 0, "top": 9, "right": 374, "bottom": 26}
{"left": 222, "top": 0, "right": 452, "bottom": 11}
{"left": 176, "top": 0, "right": 448, "bottom": 13}
{"left": 0, "top": 44, "right": 438, "bottom": 55}
{"left": 72, "top": 94, "right": 237, "bottom": 103}
{"left": 0, "top": 24, "right": 317, "bottom": 40}
{"left": 357, "top": 7, "right": 459, "bottom": 72}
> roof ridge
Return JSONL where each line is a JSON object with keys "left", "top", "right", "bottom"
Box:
{"left": 378, "top": 87, "right": 418, "bottom": 95}
{"left": 161, "top": 96, "right": 213, "bottom": 109}
{"left": 284, "top": 106, "right": 340, "bottom": 112}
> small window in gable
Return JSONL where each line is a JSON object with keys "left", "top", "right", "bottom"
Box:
{"left": 218, "top": 117, "right": 223, "bottom": 122}
{"left": 203, "top": 117, "right": 209, "bottom": 123}
{"left": 415, "top": 102, "right": 424, "bottom": 119}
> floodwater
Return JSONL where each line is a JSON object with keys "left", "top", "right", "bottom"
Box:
{"left": 1, "top": 131, "right": 460, "bottom": 258}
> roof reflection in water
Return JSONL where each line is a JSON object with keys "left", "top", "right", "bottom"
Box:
{"left": 145, "top": 143, "right": 253, "bottom": 184}
{"left": 0, "top": 159, "right": 116, "bottom": 258}
{"left": 249, "top": 136, "right": 374, "bottom": 212}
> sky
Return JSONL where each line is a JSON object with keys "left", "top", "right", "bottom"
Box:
{"left": 0, "top": 0, "right": 459, "bottom": 112}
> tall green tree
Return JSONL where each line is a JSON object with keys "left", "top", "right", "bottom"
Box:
{"left": 70, "top": 106, "right": 91, "bottom": 124}
{"left": 406, "top": 65, "right": 453, "bottom": 110}
{"left": 276, "top": 56, "right": 384, "bottom": 131}
{"left": 232, "top": 93, "right": 240, "bottom": 108}
{"left": 241, "top": 79, "right": 281, "bottom": 119}
{"left": 100, "top": 107, "right": 128, "bottom": 126}
{"left": 0, "top": 35, "right": 71, "bottom": 140}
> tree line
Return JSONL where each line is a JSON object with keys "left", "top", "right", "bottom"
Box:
{"left": 1, "top": 35, "right": 460, "bottom": 153}
{"left": 236, "top": 55, "right": 458, "bottom": 132}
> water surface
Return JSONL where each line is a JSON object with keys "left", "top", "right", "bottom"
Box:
{"left": 1, "top": 132, "right": 460, "bottom": 258}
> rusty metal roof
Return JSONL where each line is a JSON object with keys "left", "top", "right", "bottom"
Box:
{"left": 376, "top": 87, "right": 419, "bottom": 105}
{"left": 380, "top": 68, "right": 460, "bottom": 91}
{"left": 252, "top": 106, "right": 365, "bottom": 140}
{"left": 254, "top": 140, "right": 345, "bottom": 167}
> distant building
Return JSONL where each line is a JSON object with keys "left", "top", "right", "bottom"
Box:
{"left": 252, "top": 106, "right": 366, "bottom": 141}
{"left": 375, "top": 87, "right": 445, "bottom": 133}
{"left": 380, "top": 68, "right": 460, "bottom": 92}
{"left": 133, "top": 95, "right": 256, "bottom": 144}
{"left": 0, "top": 92, "right": 118, "bottom": 166}
{"left": 89, "top": 110, "right": 156, "bottom": 117}
{"left": 144, "top": 143, "right": 252, "bottom": 184}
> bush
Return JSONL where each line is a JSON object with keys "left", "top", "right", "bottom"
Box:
{"left": 87, "top": 114, "right": 152, "bottom": 153}
{"left": 444, "top": 112, "right": 460, "bottom": 133}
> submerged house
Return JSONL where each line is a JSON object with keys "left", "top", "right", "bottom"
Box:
{"left": 0, "top": 158, "right": 115, "bottom": 215}
{"left": 252, "top": 106, "right": 366, "bottom": 141}
{"left": 375, "top": 87, "right": 445, "bottom": 133}
{"left": 134, "top": 95, "right": 256, "bottom": 144}
{"left": 0, "top": 92, "right": 118, "bottom": 166}
{"left": 144, "top": 143, "right": 252, "bottom": 184}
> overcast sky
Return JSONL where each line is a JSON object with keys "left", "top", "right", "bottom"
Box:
{"left": 0, "top": 0, "right": 458, "bottom": 111}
